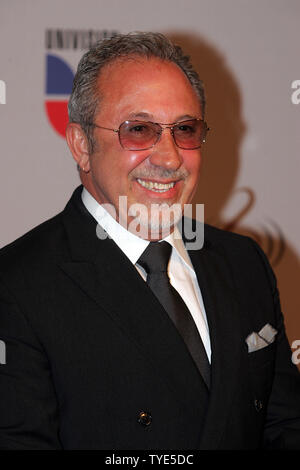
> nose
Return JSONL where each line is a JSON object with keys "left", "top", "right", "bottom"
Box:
{"left": 149, "top": 128, "right": 182, "bottom": 170}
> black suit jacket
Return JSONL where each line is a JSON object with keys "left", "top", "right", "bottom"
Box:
{"left": 0, "top": 185, "right": 299, "bottom": 450}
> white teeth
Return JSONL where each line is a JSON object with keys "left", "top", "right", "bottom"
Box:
{"left": 137, "top": 179, "right": 175, "bottom": 192}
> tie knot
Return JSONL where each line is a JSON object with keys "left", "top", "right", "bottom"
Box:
{"left": 138, "top": 241, "right": 172, "bottom": 274}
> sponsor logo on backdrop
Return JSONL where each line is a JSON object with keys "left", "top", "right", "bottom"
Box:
{"left": 291, "top": 80, "right": 300, "bottom": 104}
{"left": 45, "top": 29, "right": 118, "bottom": 50}
{"left": 209, "top": 187, "right": 285, "bottom": 267}
{"left": 0, "top": 80, "right": 6, "bottom": 104}
{"left": 45, "top": 54, "right": 74, "bottom": 137}
{"left": 44, "top": 29, "right": 118, "bottom": 137}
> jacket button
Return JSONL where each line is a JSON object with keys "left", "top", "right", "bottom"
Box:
{"left": 138, "top": 411, "right": 152, "bottom": 426}
{"left": 254, "top": 399, "right": 263, "bottom": 412}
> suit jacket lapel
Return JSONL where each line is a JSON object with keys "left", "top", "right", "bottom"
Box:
{"left": 59, "top": 187, "right": 209, "bottom": 414}
{"left": 188, "top": 235, "right": 244, "bottom": 449}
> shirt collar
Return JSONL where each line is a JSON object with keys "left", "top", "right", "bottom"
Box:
{"left": 81, "top": 187, "right": 194, "bottom": 271}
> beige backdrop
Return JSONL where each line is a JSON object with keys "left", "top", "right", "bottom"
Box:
{"left": 0, "top": 0, "right": 299, "bottom": 364}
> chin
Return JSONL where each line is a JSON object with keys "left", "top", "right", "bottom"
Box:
{"left": 128, "top": 202, "right": 183, "bottom": 239}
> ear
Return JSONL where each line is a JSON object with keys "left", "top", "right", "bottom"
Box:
{"left": 66, "top": 122, "right": 91, "bottom": 172}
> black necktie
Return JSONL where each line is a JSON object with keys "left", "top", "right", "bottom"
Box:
{"left": 138, "top": 241, "right": 210, "bottom": 389}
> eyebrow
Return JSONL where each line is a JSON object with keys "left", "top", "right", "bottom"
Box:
{"left": 126, "top": 112, "right": 199, "bottom": 122}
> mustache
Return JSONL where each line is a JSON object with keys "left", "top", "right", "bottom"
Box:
{"left": 132, "top": 167, "right": 189, "bottom": 180}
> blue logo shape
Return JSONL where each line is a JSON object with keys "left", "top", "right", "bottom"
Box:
{"left": 46, "top": 54, "right": 74, "bottom": 95}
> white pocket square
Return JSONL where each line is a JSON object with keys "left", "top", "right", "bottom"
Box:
{"left": 246, "top": 323, "right": 278, "bottom": 353}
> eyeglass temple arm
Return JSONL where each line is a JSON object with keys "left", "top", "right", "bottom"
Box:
{"left": 92, "top": 124, "right": 119, "bottom": 133}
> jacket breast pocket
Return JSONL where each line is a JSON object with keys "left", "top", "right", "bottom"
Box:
{"left": 248, "top": 341, "right": 276, "bottom": 368}
{"left": 248, "top": 342, "right": 276, "bottom": 409}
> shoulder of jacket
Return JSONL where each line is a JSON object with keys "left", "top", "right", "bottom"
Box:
{"left": 0, "top": 211, "right": 65, "bottom": 273}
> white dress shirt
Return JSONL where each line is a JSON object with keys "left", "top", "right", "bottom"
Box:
{"left": 81, "top": 187, "right": 211, "bottom": 362}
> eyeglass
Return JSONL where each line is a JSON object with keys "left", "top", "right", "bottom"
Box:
{"left": 90, "top": 118, "right": 209, "bottom": 151}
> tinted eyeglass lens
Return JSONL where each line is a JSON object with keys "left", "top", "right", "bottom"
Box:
{"left": 173, "top": 120, "right": 206, "bottom": 149}
{"left": 119, "top": 120, "right": 207, "bottom": 150}
{"left": 119, "top": 121, "right": 161, "bottom": 150}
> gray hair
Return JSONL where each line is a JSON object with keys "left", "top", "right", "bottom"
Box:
{"left": 68, "top": 31, "right": 206, "bottom": 154}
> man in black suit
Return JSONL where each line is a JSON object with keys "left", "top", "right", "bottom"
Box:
{"left": 0, "top": 32, "right": 300, "bottom": 450}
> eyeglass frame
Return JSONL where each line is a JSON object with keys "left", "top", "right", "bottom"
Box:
{"left": 88, "top": 118, "right": 210, "bottom": 151}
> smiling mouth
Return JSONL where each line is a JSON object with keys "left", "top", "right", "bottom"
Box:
{"left": 136, "top": 178, "right": 176, "bottom": 193}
